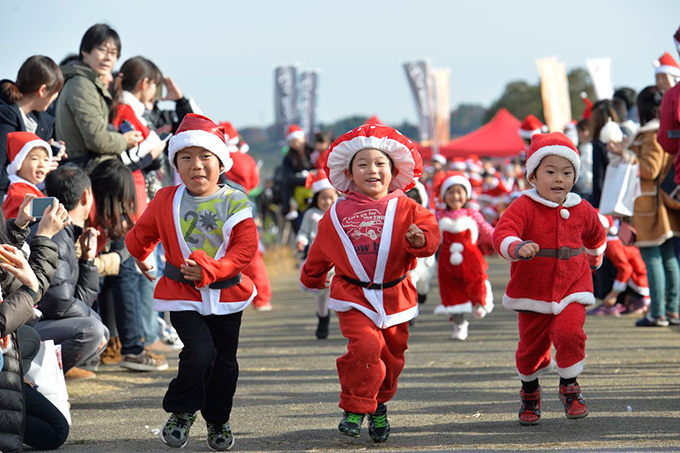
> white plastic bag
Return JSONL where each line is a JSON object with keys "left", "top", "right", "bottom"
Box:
{"left": 599, "top": 163, "right": 640, "bottom": 217}
{"left": 25, "top": 340, "right": 71, "bottom": 424}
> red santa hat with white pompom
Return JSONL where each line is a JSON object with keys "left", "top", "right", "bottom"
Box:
{"left": 168, "top": 113, "right": 232, "bottom": 173}
{"left": 286, "top": 124, "right": 306, "bottom": 142}
{"left": 525, "top": 132, "right": 581, "bottom": 183}
{"left": 654, "top": 52, "right": 680, "bottom": 78}
{"left": 305, "top": 169, "right": 334, "bottom": 194}
{"left": 6, "top": 131, "right": 52, "bottom": 175}
{"left": 324, "top": 123, "right": 423, "bottom": 194}
{"left": 519, "top": 114, "right": 546, "bottom": 140}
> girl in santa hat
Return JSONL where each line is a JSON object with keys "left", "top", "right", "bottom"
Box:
{"left": 300, "top": 124, "right": 439, "bottom": 443}
{"left": 433, "top": 172, "right": 495, "bottom": 340}
{"left": 296, "top": 169, "right": 339, "bottom": 339}
{"left": 493, "top": 132, "right": 607, "bottom": 426}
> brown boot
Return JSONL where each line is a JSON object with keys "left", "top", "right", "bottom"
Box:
{"left": 65, "top": 366, "right": 96, "bottom": 380}
{"left": 100, "top": 337, "right": 122, "bottom": 364}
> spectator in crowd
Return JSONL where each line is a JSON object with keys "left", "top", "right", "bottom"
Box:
{"left": 280, "top": 124, "right": 313, "bottom": 224}
{"left": 0, "top": 55, "right": 66, "bottom": 199}
{"left": 588, "top": 100, "right": 620, "bottom": 208}
{"left": 55, "top": 23, "right": 142, "bottom": 171}
{"left": 31, "top": 165, "right": 109, "bottom": 378}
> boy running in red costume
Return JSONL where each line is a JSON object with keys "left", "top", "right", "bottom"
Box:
{"left": 300, "top": 124, "right": 439, "bottom": 442}
{"left": 493, "top": 132, "right": 607, "bottom": 425}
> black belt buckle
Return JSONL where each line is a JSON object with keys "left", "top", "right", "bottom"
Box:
{"left": 557, "top": 247, "right": 571, "bottom": 260}
{"left": 366, "top": 282, "right": 384, "bottom": 290}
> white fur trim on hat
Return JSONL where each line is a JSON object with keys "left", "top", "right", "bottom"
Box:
{"left": 525, "top": 145, "right": 580, "bottom": 183}
{"left": 655, "top": 64, "right": 680, "bottom": 77}
{"left": 287, "top": 130, "right": 306, "bottom": 142}
{"left": 169, "top": 130, "right": 233, "bottom": 173}
{"left": 440, "top": 175, "right": 472, "bottom": 200}
{"left": 7, "top": 139, "right": 52, "bottom": 176}
{"left": 311, "top": 179, "right": 334, "bottom": 193}
{"left": 326, "top": 135, "right": 417, "bottom": 193}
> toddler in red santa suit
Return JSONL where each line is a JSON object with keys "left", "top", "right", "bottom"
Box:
{"left": 300, "top": 124, "right": 439, "bottom": 442}
{"left": 493, "top": 132, "right": 607, "bottom": 426}
{"left": 433, "top": 171, "right": 495, "bottom": 340}
{"left": 125, "top": 113, "right": 258, "bottom": 451}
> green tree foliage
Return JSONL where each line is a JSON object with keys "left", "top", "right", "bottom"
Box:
{"left": 450, "top": 103, "right": 486, "bottom": 137}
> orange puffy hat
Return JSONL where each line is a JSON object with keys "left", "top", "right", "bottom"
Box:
{"left": 324, "top": 123, "right": 423, "bottom": 194}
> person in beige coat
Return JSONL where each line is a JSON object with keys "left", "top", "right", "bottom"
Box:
{"left": 630, "top": 86, "right": 680, "bottom": 327}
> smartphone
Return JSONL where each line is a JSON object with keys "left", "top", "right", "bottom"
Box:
{"left": 119, "top": 120, "right": 135, "bottom": 134}
{"left": 31, "top": 197, "right": 58, "bottom": 219}
{"left": 50, "top": 141, "right": 64, "bottom": 156}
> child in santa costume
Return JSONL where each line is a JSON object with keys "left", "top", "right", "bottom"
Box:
{"left": 405, "top": 181, "right": 437, "bottom": 308}
{"left": 2, "top": 131, "right": 52, "bottom": 219}
{"left": 296, "top": 169, "right": 339, "bottom": 339}
{"left": 300, "top": 124, "right": 439, "bottom": 443}
{"left": 493, "top": 132, "right": 607, "bottom": 426}
{"left": 434, "top": 172, "right": 495, "bottom": 340}
{"left": 125, "top": 113, "right": 258, "bottom": 451}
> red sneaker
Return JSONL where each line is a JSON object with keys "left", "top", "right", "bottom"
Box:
{"left": 559, "top": 384, "right": 589, "bottom": 419}
{"left": 518, "top": 387, "right": 541, "bottom": 425}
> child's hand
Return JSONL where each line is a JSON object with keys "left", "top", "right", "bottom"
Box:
{"left": 297, "top": 240, "right": 305, "bottom": 252}
{"left": 405, "top": 223, "right": 425, "bottom": 248}
{"left": 473, "top": 304, "right": 487, "bottom": 319}
{"left": 517, "top": 241, "right": 539, "bottom": 259}
{"left": 134, "top": 257, "right": 156, "bottom": 282}
{"left": 15, "top": 193, "right": 38, "bottom": 229}
{"left": 603, "top": 291, "right": 619, "bottom": 306}
{"left": 180, "top": 259, "right": 204, "bottom": 286}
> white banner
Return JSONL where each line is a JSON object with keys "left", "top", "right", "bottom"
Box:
{"left": 586, "top": 58, "right": 614, "bottom": 101}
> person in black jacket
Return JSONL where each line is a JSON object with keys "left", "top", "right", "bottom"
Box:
{"left": 31, "top": 165, "right": 107, "bottom": 376}
{"left": 0, "top": 55, "right": 66, "bottom": 199}
{"left": 0, "top": 195, "right": 67, "bottom": 453}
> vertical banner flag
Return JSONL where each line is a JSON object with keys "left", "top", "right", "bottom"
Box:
{"left": 403, "top": 60, "right": 436, "bottom": 143}
{"left": 536, "top": 57, "right": 572, "bottom": 133}
{"left": 433, "top": 68, "right": 451, "bottom": 144}
{"left": 274, "top": 65, "right": 299, "bottom": 142}
{"left": 299, "top": 70, "right": 319, "bottom": 142}
{"left": 586, "top": 58, "right": 614, "bottom": 101}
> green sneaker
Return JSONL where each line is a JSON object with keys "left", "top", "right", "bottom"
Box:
{"left": 206, "top": 421, "right": 235, "bottom": 451}
{"left": 160, "top": 412, "right": 196, "bottom": 448}
{"left": 368, "top": 403, "right": 390, "bottom": 443}
{"left": 338, "top": 411, "right": 365, "bottom": 437}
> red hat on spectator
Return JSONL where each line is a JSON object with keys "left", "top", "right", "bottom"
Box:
{"left": 580, "top": 92, "right": 593, "bottom": 120}
{"left": 286, "top": 124, "right": 305, "bottom": 142}
{"left": 169, "top": 113, "right": 232, "bottom": 173}
{"left": 305, "top": 169, "right": 334, "bottom": 194}
{"left": 654, "top": 52, "right": 680, "bottom": 78}
{"left": 525, "top": 132, "right": 580, "bottom": 183}
{"left": 6, "top": 131, "right": 52, "bottom": 176}
{"left": 324, "top": 124, "right": 422, "bottom": 193}
{"left": 519, "top": 115, "right": 545, "bottom": 140}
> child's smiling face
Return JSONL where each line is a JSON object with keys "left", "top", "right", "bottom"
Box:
{"left": 444, "top": 184, "right": 467, "bottom": 211}
{"left": 344, "top": 148, "right": 395, "bottom": 200}
{"left": 528, "top": 154, "right": 575, "bottom": 205}
{"left": 18, "top": 147, "right": 50, "bottom": 185}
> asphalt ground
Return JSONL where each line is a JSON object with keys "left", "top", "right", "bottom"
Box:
{"left": 40, "top": 255, "right": 680, "bottom": 453}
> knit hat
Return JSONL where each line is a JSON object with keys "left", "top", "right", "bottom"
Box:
{"left": 525, "top": 132, "right": 581, "bottom": 182}
{"left": 324, "top": 124, "right": 423, "bottom": 193}
{"left": 654, "top": 52, "right": 680, "bottom": 78}
{"left": 437, "top": 171, "right": 472, "bottom": 200}
{"left": 286, "top": 124, "right": 305, "bottom": 142}
{"left": 168, "top": 113, "right": 232, "bottom": 173}
{"left": 6, "top": 131, "right": 52, "bottom": 176}
{"left": 580, "top": 92, "right": 593, "bottom": 120}
{"left": 519, "top": 114, "right": 545, "bottom": 140}
{"left": 305, "top": 169, "right": 333, "bottom": 194}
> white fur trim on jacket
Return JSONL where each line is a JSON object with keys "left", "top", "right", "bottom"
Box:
{"left": 502, "top": 291, "right": 595, "bottom": 314}
{"left": 499, "top": 236, "right": 522, "bottom": 261}
{"left": 585, "top": 242, "right": 607, "bottom": 256}
{"left": 518, "top": 359, "right": 556, "bottom": 382}
{"left": 612, "top": 280, "right": 627, "bottom": 293}
{"left": 627, "top": 280, "right": 650, "bottom": 296}
{"left": 556, "top": 359, "right": 584, "bottom": 379}
{"left": 434, "top": 301, "right": 473, "bottom": 315}
{"left": 169, "top": 130, "right": 233, "bottom": 173}
{"left": 439, "top": 215, "right": 479, "bottom": 244}
{"left": 522, "top": 188, "right": 581, "bottom": 208}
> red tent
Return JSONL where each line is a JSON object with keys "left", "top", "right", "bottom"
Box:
{"left": 419, "top": 108, "right": 525, "bottom": 160}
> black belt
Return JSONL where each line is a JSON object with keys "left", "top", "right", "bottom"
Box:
{"left": 535, "top": 247, "right": 583, "bottom": 260}
{"left": 341, "top": 273, "right": 407, "bottom": 290}
{"left": 163, "top": 263, "right": 242, "bottom": 289}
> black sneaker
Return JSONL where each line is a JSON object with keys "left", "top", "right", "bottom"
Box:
{"left": 635, "top": 315, "right": 669, "bottom": 327}
{"left": 338, "top": 411, "right": 364, "bottom": 437}
{"left": 417, "top": 293, "right": 427, "bottom": 304}
{"left": 368, "top": 403, "right": 390, "bottom": 443}
{"left": 316, "top": 313, "right": 330, "bottom": 339}
{"left": 206, "top": 421, "right": 235, "bottom": 451}
{"left": 160, "top": 412, "right": 196, "bottom": 448}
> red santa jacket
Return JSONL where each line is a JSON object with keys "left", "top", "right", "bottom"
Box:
{"left": 300, "top": 194, "right": 439, "bottom": 328}
{"left": 125, "top": 184, "right": 258, "bottom": 314}
{"left": 2, "top": 175, "right": 43, "bottom": 220}
{"left": 493, "top": 189, "right": 606, "bottom": 314}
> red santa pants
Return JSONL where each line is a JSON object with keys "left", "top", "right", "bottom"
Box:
{"left": 516, "top": 303, "right": 586, "bottom": 381}
{"left": 336, "top": 309, "right": 409, "bottom": 413}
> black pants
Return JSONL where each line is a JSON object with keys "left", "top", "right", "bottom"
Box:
{"left": 163, "top": 310, "right": 242, "bottom": 424}
{"left": 24, "top": 383, "right": 69, "bottom": 450}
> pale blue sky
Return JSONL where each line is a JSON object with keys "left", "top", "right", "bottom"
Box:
{"left": 2, "top": 0, "right": 678, "bottom": 129}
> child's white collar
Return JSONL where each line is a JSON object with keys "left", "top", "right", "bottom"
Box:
{"left": 522, "top": 188, "right": 581, "bottom": 208}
